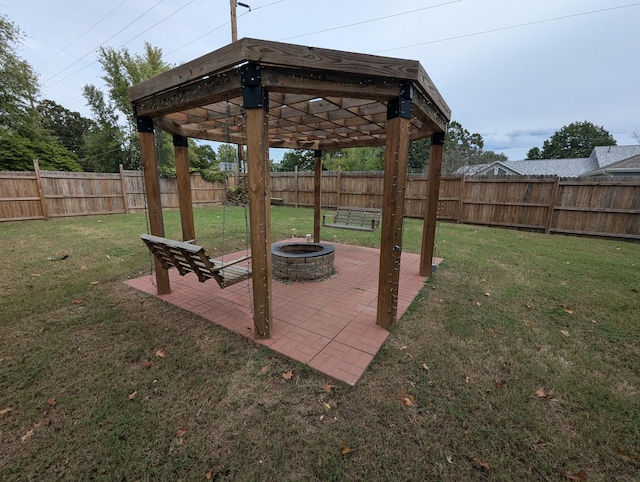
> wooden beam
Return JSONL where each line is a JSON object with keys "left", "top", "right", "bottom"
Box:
{"left": 173, "top": 135, "right": 196, "bottom": 242}
{"left": 245, "top": 104, "right": 273, "bottom": 339}
{"left": 376, "top": 110, "right": 411, "bottom": 330}
{"left": 137, "top": 117, "right": 170, "bottom": 294}
{"left": 420, "top": 132, "right": 445, "bottom": 277}
{"left": 313, "top": 150, "right": 322, "bottom": 242}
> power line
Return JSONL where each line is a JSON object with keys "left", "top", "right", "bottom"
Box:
{"left": 37, "top": 0, "right": 129, "bottom": 69}
{"left": 278, "top": 0, "right": 462, "bottom": 42}
{"left": 43, "top": 0, "right": 165, "bottom": 87}
{"left": 373, "top": 2, "right": 640, "bottom": 54}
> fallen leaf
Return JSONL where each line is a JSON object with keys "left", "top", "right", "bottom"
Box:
{"left": 465, "top": 375, "right": 470, "bottom": 384}
{"left": 282, "top": 371, "right": 293, "bottom": 380}
{"left": 525, "top": 303, "right": 532, "bottom": 309}
{"left": 484, "top": 292, "right": 491, "bottom": 297}
{"left": 322, "top": 383, "right": 333, "bottom": 394}
{"left": 90, "top": 281, "right": 99, "bottom": 285}
{"left": 473, "top": 457, "right": 490, "bottom": 469}
{"left": 144, "top": 360, "right": 152, "bottom": 369}
{"left": 21, "top": 429, "right": 34, "bottom": 442}
{"left": 128, "top": 390, "right": 137, "bottom": 400}
{"left": 106, "top": 255, "right": 111, "bottom": 259}
{"left": 38, "top": 327, "right": 45, "bottom": 333}
{"left": 421, "top": 363, "right": 429, "bottom": 371}
{"left": 472, "top": 300, "right": 481, "bottom": 307}
{"left": 399, "top": 345, "right": 408, "bottom": 351}
{"left": 340, "top": 444, "right": 352, "bottom": 455}
{"left": 155, "top": 350, "right": 166, "bottom": 358}
{"left": 80, "top": 264, "right": 87, "bottom": 270}
{"left": 485, "top": 328, "right": 497, "bottom": 334}
{"left": 536, "top": 389, "right": 549, "bottom": 398}
{"left": 560, "top": 330, "right": 570, "bottom": 337}
{"left": 260, "top": 365, "right": 269, "bottom": 373}
{"left": 46, "top": 397, "right": 56, "bottom": 406}
{"left": 403, "top": 397, "right": 415, "bottom": 407}
{"left": 71, "top": 298, "right": 83, "bottom": 305}
{"left": 446, "top": 454, "right": 453, "bottom": 464}
{"left": 205, "top": 468, "right": 213, "bottom": 480}
{"left": 0, "top": 407, "right": 14, "bottom": 419}
{"left": 35, "top": 417, "right": 51, "bottom": 427}
{"left": 495, "top": 380, "right": 506, "bottom": 390}
{"left": 560, "top": 469, "right": 588, "bottom": 480}
{"left": 525, "top": 322, "right": 538, "bottom": 331}
{"left": 323, "top": 402, "right": 331, "bottom": 411}
{"left": 615, "top": 446, "right": 636, "bottom": 463}
{"left": 561, "top": 305, "right": 574, "bottom": 314}
{"left": 176, "top": 429, "right": 187, "bottom": 438}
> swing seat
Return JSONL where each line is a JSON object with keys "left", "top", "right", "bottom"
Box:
{"left": 322, "top": 207, "right": 382, "bottom": 232}
{"left": 140, "top": 234, "right": 251, "bottom": 289}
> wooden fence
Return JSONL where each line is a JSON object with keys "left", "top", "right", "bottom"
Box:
{"left": 1, "top": 163, "right": 638, "bottom": 240}
{"left": 0, "top": 161, "right": 226, "bottom": 222}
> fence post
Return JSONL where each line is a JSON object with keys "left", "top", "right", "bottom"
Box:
{"left": 336, "top": 166, "right": 342, "bottom": 208}
{"left": 33, "top": 159, "right": 48, "bottom": 220}
{"left": 457, "top": 175, "right": 466, "bottom": 223}
{"left": 294, "top": 165, "right": 298, "bottom": 208}
{"left": 545, "top": 177, "right": 560, "bottom": 234}
{"left": 119, "top": 164, "right": 129, "bottom": 214}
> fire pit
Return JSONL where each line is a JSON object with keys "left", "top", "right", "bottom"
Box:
{"left": 271, "top": 242, "right": 335, "bottom": 282}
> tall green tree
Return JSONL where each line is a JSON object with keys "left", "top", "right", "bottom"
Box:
{"left": 0, "top": 13, "right": 82, "bottom": 171}
{"left": 83, "top": 43, "right": 172, "bottom": 171}
{"left": 37, "top": 100, "right": 94, "bottom": 158}
{"left": 526, "top": 121, "right": 616, "bottom": 159}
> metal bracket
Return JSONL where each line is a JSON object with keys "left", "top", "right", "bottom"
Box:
{"left": 387, "top": 81, "right": 413, "bottom": 120}
{"left": 136, "top": 116, "right": 154, "bottom": 133}
{"left": 431, "top": 131, "right": 446, "bottom": 145}
{"left": 172, "top": 135, "right": 188, "bottom": 147}
{"left": 242, "top": 63, "right": 269, "bottom": 110}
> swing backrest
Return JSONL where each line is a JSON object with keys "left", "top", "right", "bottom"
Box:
{"left": 141, "top": 234, "right": 217, "bottom": 283}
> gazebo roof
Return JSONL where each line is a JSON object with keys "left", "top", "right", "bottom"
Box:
{"left": 128, "top": 38, "right": 451, "bottom": 150}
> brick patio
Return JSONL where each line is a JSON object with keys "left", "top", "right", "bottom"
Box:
{"left": 125, "top": 240, "right": 441, "bottom": 385}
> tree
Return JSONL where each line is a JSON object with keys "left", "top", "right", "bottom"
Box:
{"left": 0, "top": 13, "right": 82, "bottom": 171}
{"left": 37, "top": 100, "right": 94, "bottom": 158}
{"left": 0, "top": 13, "right": 40, "bottom": 136}
{"left": 526, "top": 121, "right": 616, "bottom": 159}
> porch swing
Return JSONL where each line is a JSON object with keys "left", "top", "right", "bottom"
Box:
{"left": 140, "top": 100, "right": 252, "bottom": 289}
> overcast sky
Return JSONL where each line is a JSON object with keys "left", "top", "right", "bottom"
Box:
{"left": 3, "top": 0, "right": 639, "bottom": 160}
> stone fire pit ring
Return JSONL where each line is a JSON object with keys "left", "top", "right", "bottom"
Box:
{"left": 271, "top": 242, "right": 335, "bottom": 282}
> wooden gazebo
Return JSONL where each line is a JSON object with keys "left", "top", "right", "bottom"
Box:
{"left": 129, "top": 38, "right": 451, "bottom": 339}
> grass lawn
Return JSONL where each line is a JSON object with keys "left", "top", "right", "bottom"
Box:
{"left": 1, "top": 206, "right": 639, "bottom": 481}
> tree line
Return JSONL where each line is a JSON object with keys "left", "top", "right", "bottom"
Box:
{"left": 0, "top": 11, "right": 620, "bottom": 176}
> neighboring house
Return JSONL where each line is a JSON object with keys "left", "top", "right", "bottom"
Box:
{"left": 455, "top": 145, "right": 640, "bottom": 178}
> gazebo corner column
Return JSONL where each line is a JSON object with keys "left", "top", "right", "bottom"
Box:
{"left": 173, "top": 135, "right": 196, "bottom": 242}
{"left": 137, "top": 116, "right": 170, "bottom": 295}
{"left": 419, "top": 131, "right": 446, "bottom": 277}
{"left": 313, "top": 149, "right": 322, "bottom": 243}
{"left": 376, "top": 85, "right": 412, "bottom": 330}
{"left": 243, "top": 63, "right": 273, "bottom": 339}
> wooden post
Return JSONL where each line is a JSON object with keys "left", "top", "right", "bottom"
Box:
{"left": 137, "top": 116, "right": 170, "bottom": 295}
{"left": 294, "top": 165, "right": 299, "bottom": 208}
{"left": 313, "top": 149, "right": 322, "bottom": 242}
{"left": 32, "top": 159, "right": 48, "bottom": 220}
{"left": 456, "top": 175, "right": 465, "bottom": 223}
{"left": 336, "top": 166, "right": 342, "bottom": 208}
{"left": 119, "top": 164, "right": 129, "bottom": 214}
{"left": 420, "top": 132, "right": 445, "bottom": 277}
{"left": 173, "top": 135, "right": 196, "bottom": 242}
{"left": 230, "top": 0, "right": 238, "bottom": 42}
{"left": 376, "top": 89, "right": 412, "bottom": 330}
{"left": 545, "top": 177, "right": 560, "bottom": 234}
{"left": 243, "top": 63, "right": 272, "bottom": 339}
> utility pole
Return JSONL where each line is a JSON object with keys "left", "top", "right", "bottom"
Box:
{"left": 230, "top": 1, "right": 251, "bottom": 175}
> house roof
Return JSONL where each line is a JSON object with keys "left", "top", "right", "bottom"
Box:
{"left": 455, "top": 145, "right": 640, "bottom": 177}
{"left": 581, "top": 153, "right": 640, "bottom": 177}
{"left": 128, "top": 38, "right": 451, "bottom": 150}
